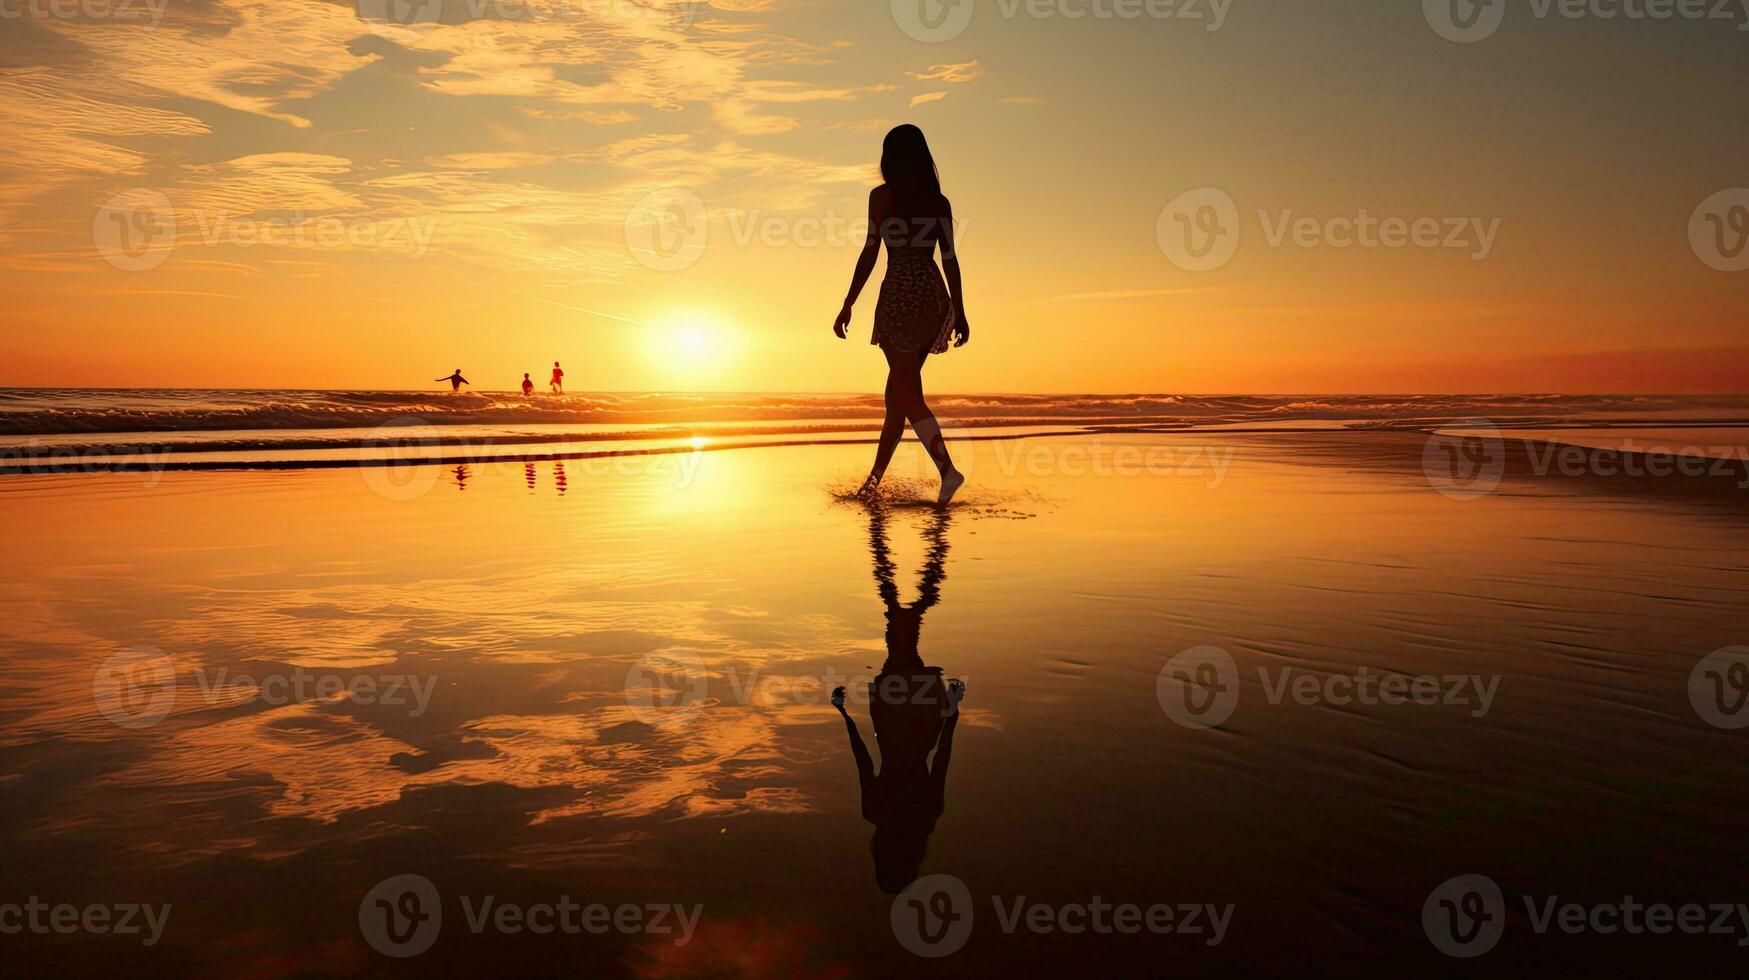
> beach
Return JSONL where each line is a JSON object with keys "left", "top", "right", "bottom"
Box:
{"left": 4, "top": 401, "right": 1749, "bottom": 974}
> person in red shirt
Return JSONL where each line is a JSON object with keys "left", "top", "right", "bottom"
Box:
{"left": 549, "top": 361, "right": 565, "bottom": 394}
{"left": 521, "top": 373, "right": 534, "bottom": 396}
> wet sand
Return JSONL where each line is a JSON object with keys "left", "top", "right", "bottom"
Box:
{"left": 2, "top": 431, "right": 1747, "bottom": 975}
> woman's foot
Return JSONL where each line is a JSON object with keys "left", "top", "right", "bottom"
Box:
{"left": 937, "top": 468, "right": 964, "bottom": 506}
{"left": 856, "top": 475, "right": 881, "bottom": 499}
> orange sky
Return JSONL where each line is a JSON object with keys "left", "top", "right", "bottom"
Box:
{"left": 1, "top": 1, "right": 1745, "bottom": 393}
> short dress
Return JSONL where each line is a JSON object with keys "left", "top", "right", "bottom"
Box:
{"left": 872, "top": 236, "right": 955, "bottom": 356}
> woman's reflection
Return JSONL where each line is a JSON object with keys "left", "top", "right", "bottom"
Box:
{"left": 832, "top": 505, "right": 964, "bottom": 895}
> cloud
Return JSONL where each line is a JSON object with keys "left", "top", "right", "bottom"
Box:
{"left": 0, "top": 0, "right": 904, "bottom": 281}
{"left": 909, "top": 91, "right": 948, "bottom": 108}
{"left": 0, "top": 67, "right": 208, "bottom": 218}
{"left": 178, "top": 154, "right": 364, "bottom": 215}
{"left": 907, "top": 60, "right": 983, "bottom": 84}
{"left": 519, "top": 107, "right": 641, "bottom": 124}
{"left": 40, "top": 0, "right": 377, "bottom": 128}
{"left": 424, "top": 152, "right": 558, "bottom": 170}
{"left": 740, "top": 80, "right": 897, "bottom": 102}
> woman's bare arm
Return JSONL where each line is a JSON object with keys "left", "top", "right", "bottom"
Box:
{"left": 938, "top": 198, "right": 969, "bottom": 346}
{"left": 834, "top": 188, "right": 886, "bottom": 338}
{"left": 834, "top": 687, "right": 876, "bottom": 782}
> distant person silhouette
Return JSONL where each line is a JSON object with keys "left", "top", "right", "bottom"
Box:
{"left": 521, "top": 373, "right": 534, "bottom": 396}
{"left": 833, "top": 505, "right": 963, "bottom": 894}
{"left": 834, "top": 125, "right": 970, "bottom": 506}
{"left": 550, "top": 361, "right": 565, "bottom": 394}
{"left": 436, "top": 369, "right": 469, "bottom": 392}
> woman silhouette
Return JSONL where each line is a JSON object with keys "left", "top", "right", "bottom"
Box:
{"left": 832, "top": 506, "right": 964, "bottom": 894}
{"left": 834, "top": 125, "right": 970, "bottom": 506}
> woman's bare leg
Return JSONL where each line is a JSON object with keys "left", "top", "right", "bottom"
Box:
{"left": 890, "top": 348, "right": 963, "bottom": 505}
{"left": 862, "top": 357, "right": 909, "bottom": 492}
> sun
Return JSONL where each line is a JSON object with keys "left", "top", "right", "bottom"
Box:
{"left": 647, "top": 312, "right": 736, "bottom": 382}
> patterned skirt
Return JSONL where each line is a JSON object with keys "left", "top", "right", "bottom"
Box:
{"left": 872, "top": 258, "right": 954, "bottom": 355}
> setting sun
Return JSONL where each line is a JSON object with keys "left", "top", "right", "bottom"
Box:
{"left": 647, "top": 313, "right": 736, "bottom": 384}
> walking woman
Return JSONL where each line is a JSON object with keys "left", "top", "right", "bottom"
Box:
{"left": 833, "top": 125, "right": 970, "bottom": 506}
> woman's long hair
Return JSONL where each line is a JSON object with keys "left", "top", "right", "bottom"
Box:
{"left": 880, "top": 125, "right": 942, "bottom": 206}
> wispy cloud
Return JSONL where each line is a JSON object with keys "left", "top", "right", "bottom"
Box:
{"left": 910, "top": 91, "right": 949, "bottom": 108}
{"left": 424, "top": 153, "right": 558, "bottom": 170}
{"left": 907, "top": 60, "right": 983, "bottom": 84}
